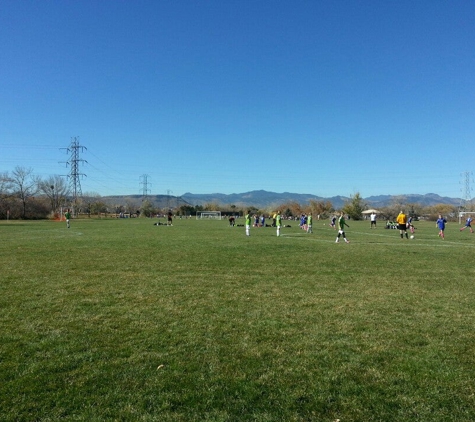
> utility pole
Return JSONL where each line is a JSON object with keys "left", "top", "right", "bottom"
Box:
{"left": 60, "top": 137, "right": 87, "bottom": 211}
{"left": 140, "top": 174, "right": 151, "bottom": 200}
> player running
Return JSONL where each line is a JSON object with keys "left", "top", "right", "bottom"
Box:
{"left": 460, "top": 216, "right": 474, "bottom": 233}
{"left": 436, "top": 214, "right": 447, "bottom": 239}
{"left": 330, "top": 215, "right": 337, "bottom": 230}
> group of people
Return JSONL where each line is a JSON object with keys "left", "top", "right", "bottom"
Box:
{"left": 244, "top": 209, "right": 474, "bottom": 243}
{"left": 396, "top": 211, "right": 473, "bottom": 240}
{"left": 63, "top": 207, "right": 474, "bottom": 242}
{"left": 299, "top": 213, "right": 313, "bottom": 233}
{"left": 245, "top": 211, "right": 284, "bottom": 236}
{"left": 244, "top": 210, "right": 350, "bottom": 243}
{"left": 434, "top": 214, "right": 473, "bottom": 239}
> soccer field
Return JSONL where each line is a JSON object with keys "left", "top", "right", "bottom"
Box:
{"left": 1, "top": 217, "right": 475, "bottom": 421}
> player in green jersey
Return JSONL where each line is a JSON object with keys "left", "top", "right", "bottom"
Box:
{"left": 336, "top": 212, "right": 350, "bottom": 243}
{"left": 65, "top": 209, "right": 71, "bottom": 229}
{"left": 276, "top": 212, "right": 282, "bottom": 236}
{"left": 245, "top": 211, "right": 251, "bottom": 236}
{"left": 307, "top": 213, "right": 313, "bottom": 233}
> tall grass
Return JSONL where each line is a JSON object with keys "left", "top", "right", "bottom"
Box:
{"left": 1, "top": 217, "right": 475, "bottom": 421}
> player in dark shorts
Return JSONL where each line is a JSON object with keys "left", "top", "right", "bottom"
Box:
{"left": 330, "top": 215, "right": 336, "bottom": 229}
{"left": 460, "top": 216, "right": 473, "bottom": 233}
{"left": 396, "top": 210, "right": 408, "bottom": 239}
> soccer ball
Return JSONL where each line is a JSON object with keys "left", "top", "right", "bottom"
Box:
{"left": 410, "top": 235, "right": 414, "bottom": 239}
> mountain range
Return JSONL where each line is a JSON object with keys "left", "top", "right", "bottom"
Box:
{"left": 102, "top": 190, "right": 465, "bottom": 210}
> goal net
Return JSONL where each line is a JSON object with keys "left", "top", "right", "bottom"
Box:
{"left": 196, "top": 211, "right": 222, "bottom": 220}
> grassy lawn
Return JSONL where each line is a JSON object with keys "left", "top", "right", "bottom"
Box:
{"left": 1, "top": 216, "right": 475, "bottom": 421}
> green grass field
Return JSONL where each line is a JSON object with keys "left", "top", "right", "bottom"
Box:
{"left": 1, "top": 217, "right": 475, "bottom": 421}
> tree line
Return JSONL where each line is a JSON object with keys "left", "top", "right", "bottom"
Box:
{"left": 0, "top": 167, "right": 70, "bottom": 219}
{"left": 0, "top": 168, "right": 461, "bottom": 221}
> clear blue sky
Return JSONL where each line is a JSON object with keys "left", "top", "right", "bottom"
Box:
{"left": 1, "top": 0, "right": 474, "bottom": 199}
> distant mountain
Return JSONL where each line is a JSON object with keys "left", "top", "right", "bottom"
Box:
{"left": 100, "top": 194, "right": 192, "bottom": 210}
{"left": 100, "top": 191, "right": 464, "bottom": 210}
{"left": 181, "top": 190, "right": 325, "bottom": 209}
{"left": 365, "top": 193, "right": 462, "bottom": 208}
{"left": 180, "top": 191, "right": 463, "bottom": 209}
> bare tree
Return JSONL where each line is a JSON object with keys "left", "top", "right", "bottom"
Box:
{"left": 38, "top": 175, "right": 70, "bottom": 213}
{"left": 10, "top": 167, "right": 39, "bottom": 219}
{"left": 82, "top": 192, "right": 102, "bottom": 216}
{"left": 0, "top": 172, "right": 12, "bottom": 195}
{"left": 308, "top": 199, "right": 333, "bottom": 218}
{"left": 0, "top": 172, "right": 13, "bottom": 218}
{"left": 125, "top": 198, "right": 139, "bottom": 216}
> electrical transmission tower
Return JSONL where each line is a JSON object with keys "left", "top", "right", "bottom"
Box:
{"left": 140, "top": 174, "right": 151, "bottom": 200}
{"left": 460, "top": 171, "right": 474, "bottom": 211}
{"left": 61, "top": 137, "right": 87, "bottom": 206}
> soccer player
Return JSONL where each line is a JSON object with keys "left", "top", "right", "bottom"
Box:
{"left": 245, "top": 211, "right": 251, "bottom": 236}
{"left": 436, "top": 214, "right": 447, "bottom": 239}
{"left": 65, "top": 209, "right": 71, "bottom": 229}
{"left": 396, "top": 210, "right": 408, "bottom": 239}
{"left": 300, "top": 214, "right": 306, "bottom": 230}
{"left": 276, "top": 212, "right": 282, "bottom": 236}
{"left": 330, "top": 215, "right": 337, "bottom": 229}
{"left": 307, "top": 213, "right": 313, "bottom": 234}
{"left": 460, "top": 216, "right": 474, "bottom": 233}
{"left": 335, "top": 212, "right": 350, "bottom": 243}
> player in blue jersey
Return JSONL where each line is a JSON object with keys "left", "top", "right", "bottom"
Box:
{"left": 330, "top": 215, "right": 337, "bottom": 230}
{"left": 436, "top": 214, "right": 447, "bottom": 239}
{"left": 460, "top": 216, "right": 473, "bottom": 233}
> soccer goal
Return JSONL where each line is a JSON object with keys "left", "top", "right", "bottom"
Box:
{"left": 196, "top": 211, "right": 222, "bottom": 220}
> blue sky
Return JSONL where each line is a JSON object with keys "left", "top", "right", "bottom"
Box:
{"left": 1, "top": 0, "right": 474, "bottom": 199}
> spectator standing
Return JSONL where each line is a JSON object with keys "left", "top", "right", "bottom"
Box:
{"left": 370, "top": 212, "right": 377, "bottom": 228}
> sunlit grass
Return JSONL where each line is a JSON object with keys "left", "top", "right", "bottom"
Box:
{"left": 1, "top": 217, "right": 475, "bottom": 421}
